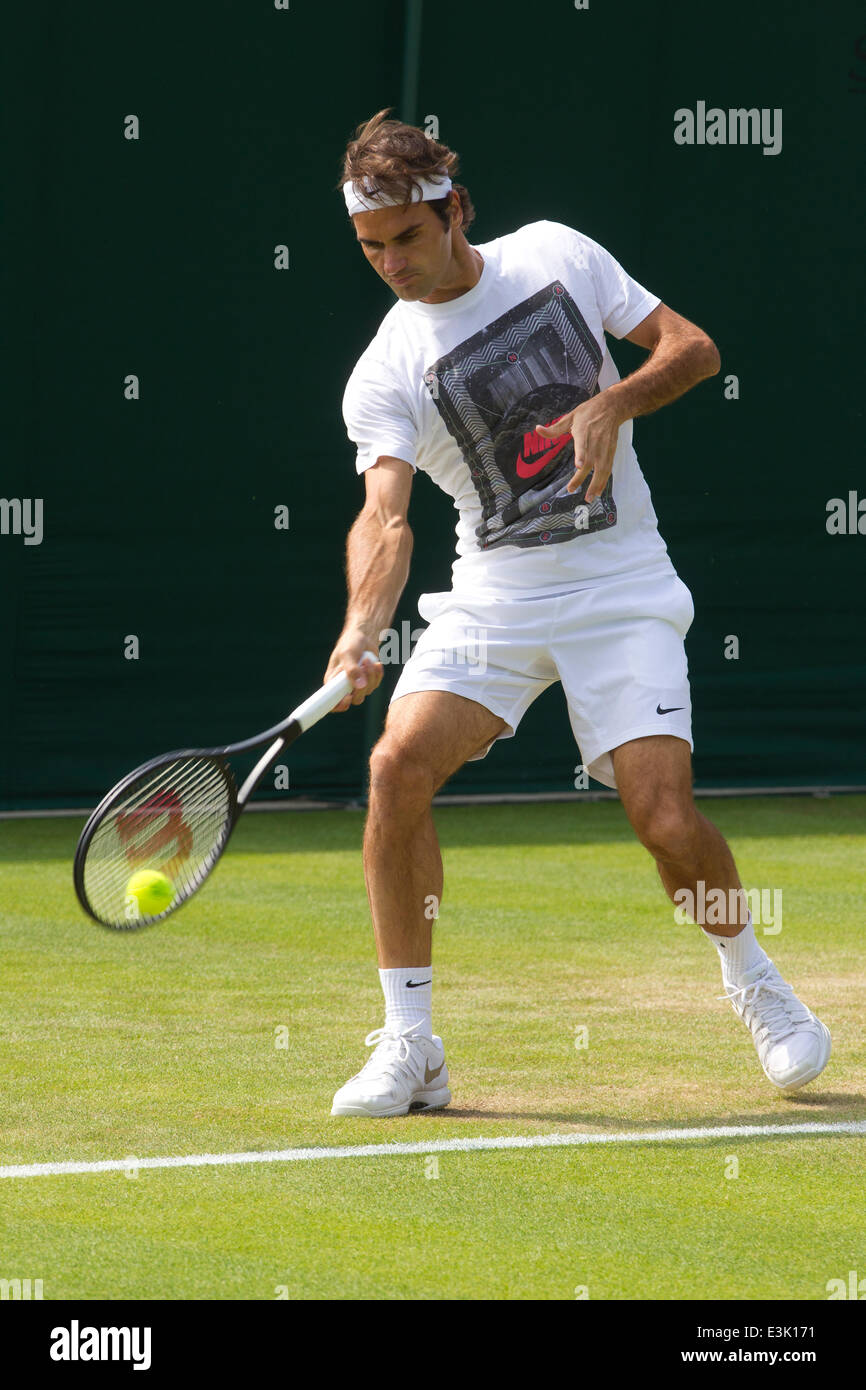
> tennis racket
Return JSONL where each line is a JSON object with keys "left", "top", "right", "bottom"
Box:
{"left": 73, "top": 652, "right": 379, "bottom": 930}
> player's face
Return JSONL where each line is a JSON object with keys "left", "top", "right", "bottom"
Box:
{"left": 353, "top": 199, "right": 457, "bottom": 301}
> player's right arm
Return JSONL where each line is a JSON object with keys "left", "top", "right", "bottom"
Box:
{"left": 325, "top": 455, "right": 414, "bottom": 711}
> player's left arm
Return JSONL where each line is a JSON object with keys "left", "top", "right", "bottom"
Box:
{"left": 536, "top": 303, "right": 721, "bottom": 502}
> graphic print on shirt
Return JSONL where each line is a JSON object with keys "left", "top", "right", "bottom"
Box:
{"left": 423, "top": 281, "right": 615, "bottom": 550}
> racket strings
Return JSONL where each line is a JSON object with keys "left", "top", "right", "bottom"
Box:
{"left": 81, "top": 757, "right": 235, "bottom": 928}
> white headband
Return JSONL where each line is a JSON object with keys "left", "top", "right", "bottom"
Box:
{"left": 343, "top": 174, "right": 452, "bottom": 216}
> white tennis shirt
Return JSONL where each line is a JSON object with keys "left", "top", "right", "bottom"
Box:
{"left": 342, "top": 220, "right": 670, "bottom": 597}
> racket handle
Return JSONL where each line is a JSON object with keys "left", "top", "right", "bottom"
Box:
{"left": 291, "top": 650, "right": 380, "bottom": 732}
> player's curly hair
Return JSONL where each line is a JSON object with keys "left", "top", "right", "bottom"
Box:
{"left": 337, "top": 108, "right": 476, "bottom": 234}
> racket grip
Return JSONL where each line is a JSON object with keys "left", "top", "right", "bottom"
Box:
{"left": 291, "top": 650, "right": 380, "bottom": 732}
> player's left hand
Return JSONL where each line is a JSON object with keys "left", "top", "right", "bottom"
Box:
{"left": 535, "top": 393, "right": 627, "bottom": 503}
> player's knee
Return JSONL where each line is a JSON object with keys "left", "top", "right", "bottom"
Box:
{"left": 368, "top": 740, "right": 435, "bottom": 817}
{"left": 634, "top": 800, "right": 699, "bottom": 864}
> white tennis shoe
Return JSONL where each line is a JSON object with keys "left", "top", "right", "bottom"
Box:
{"left": 331, "top": 1022, "right": 451, "bottom": 1117}
{"left": 720, "top": 957, "right": 831, "bottom": 1092}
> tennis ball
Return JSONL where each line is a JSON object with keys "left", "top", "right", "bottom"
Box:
{"left": 126, "top": 869, "right": 174, "bottom": 917}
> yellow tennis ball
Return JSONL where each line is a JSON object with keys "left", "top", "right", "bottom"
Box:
{"left": 126, "top": 869, "right": 174, "bottom": 917}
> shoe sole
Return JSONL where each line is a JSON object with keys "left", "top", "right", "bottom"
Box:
{"left": 766, "top": 1021, "right": 832, "bottom": 1092}
{"left": 331, "top": 1085, "right": 452, "bottom": 1118}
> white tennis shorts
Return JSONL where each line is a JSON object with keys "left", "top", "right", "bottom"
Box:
{"left": 390, "top": 560, "right": 695, "bottom": 789}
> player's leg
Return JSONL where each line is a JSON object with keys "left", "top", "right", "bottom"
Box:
{"left": 332, "top": 591, "right": 555, "bottom": 1117}
{"left": 554, "top": 566, "right": 830, "bottom": 1093}
{"left": 331, "top": 690, "right": 506, "bottom": 1118}
{"left": 609, "top": 734, "right": 746, "bottom": 932}
{"left": 364, "top": 689, "right": 507, "bottom": 967}
{"left": 611, "top": 733, "right": 831, "bottom": 1092}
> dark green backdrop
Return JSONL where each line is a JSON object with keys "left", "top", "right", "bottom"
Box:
{"left": 2, "top": 1, "right": 865, "bottom": 810}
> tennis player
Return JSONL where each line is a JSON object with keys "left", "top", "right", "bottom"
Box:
{"left": 325, "top": 109, "right": 831, "bottom": 1116}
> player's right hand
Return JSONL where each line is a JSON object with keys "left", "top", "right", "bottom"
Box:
{"left": 324, "top": 632, "right": 383, "bottom": 713}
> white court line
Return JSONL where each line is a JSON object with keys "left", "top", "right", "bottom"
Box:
{"left": 2, "top": 786, "right": 865, "bottom": 820}
{"left": 1, "top": 1120, "right": 864, "bottom": 1180}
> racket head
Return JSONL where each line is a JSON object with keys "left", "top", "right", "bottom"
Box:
{"left": 74, "top": 752, "right": 238, "bottom": 929}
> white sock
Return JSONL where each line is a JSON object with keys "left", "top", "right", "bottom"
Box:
{"left": 705, "top": 914, "right": 767, "bottom": 979}
{"left": 379, "top": 967, "right": 433, "bottom": 1039}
